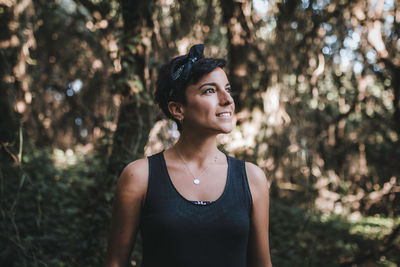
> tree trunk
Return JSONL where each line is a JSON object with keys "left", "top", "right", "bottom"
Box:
{"left": 0, "top": 0, "right": 35, "bottom": 161}
{"left": 220, "top": 0, "right": 255, "bottom": 111}
{"left": 107, "top": 0, "right": 156, "bottom": 178}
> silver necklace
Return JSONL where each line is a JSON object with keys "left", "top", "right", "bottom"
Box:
{"left": 174, "top": 147, "right": 218, "bottom": 185}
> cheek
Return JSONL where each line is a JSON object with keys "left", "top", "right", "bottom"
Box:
{"left": 187, "top": 99, "right": 216, "bottom": 115}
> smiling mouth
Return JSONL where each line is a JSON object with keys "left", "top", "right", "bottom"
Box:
{"left": 216, "top": 112, "right": 232, "bottom": 117}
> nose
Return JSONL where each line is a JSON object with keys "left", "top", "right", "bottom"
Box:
{"left": 218, "top": 89, "right": 234, "bottom": 106}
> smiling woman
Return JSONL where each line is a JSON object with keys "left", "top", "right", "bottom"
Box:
{"left": 105, "top": 44, "right": 272, "bottom": 267}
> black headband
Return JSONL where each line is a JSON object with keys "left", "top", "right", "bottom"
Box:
{"left": 169, "top": 44, "right": 204, "bottom": 98}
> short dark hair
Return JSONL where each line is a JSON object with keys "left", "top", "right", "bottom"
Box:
{"left": 154, "top": 55, "right": 226, "bottom": 131}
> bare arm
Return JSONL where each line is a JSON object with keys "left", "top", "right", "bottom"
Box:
{"left": 246, "top": 162, "right": 273, "bottom": 267}
{"left": 104, "top": 158, "right": 148, "bottom": 267}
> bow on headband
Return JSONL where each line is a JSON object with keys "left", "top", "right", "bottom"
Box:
{"left": 169, "top": 44, "right": 204, "bottom": 97}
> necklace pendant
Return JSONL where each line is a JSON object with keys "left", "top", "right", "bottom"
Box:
{"left": 193, "top": 179, "right": 200, "bottom": 185}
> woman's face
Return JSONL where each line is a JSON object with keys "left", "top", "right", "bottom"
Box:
{"left": 181, "top": 67, "right": 235, "bottom": 135}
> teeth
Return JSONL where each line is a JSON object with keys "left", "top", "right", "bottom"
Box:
{"left": 217, "top": 113, "right": 230, "bottom": 117}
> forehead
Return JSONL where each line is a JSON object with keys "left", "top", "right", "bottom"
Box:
{"left": 188, "top": 67, "right": 229, "bottom": 90}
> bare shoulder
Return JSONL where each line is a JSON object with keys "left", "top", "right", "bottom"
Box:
{"left": 244, "top": 162, "right": 269, "bottom": 201}
{"left": 245, "top": 162, "right": 268, "bottom": 187}
{"left": 120, "top": 158, "right": 148, "bottom": 182}
{"left": 116, "top": 158, "right": 149, "bottom": 201}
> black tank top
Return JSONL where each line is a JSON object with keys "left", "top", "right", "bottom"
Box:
{"left": 140, "top": 151, "right": 252, "bottom": 267}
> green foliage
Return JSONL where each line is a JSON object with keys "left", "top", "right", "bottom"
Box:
{"left": 269, "top": 201, "right": 400, "bottom": 267}
{"left": 1, "top": 145, "right": 113, "bottom": 266}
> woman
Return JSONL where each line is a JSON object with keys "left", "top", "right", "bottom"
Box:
{"left": 105, "top": 44, "right": 272, "bottom": 267}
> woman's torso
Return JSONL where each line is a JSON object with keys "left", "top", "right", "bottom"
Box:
{"left": 140, "top": 151, "right": 252, "bottom": 267}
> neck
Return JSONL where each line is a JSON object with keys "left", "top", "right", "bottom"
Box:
{"left": 173, "top": 130, "right": 219, "bottom": 164}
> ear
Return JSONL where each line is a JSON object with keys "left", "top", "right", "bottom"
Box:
{"left": 167, "top": 101, "right": 184, "bottom": 121}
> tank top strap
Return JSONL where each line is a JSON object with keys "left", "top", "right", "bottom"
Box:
{"left": 144, "top": 151, "right": 173, "bottom": 207}
{"left": 225, "top": 156, "right": 253, "bottom": 212}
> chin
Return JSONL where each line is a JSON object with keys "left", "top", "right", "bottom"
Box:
{"left": 197, "top": 122, "right": 234, "bottom": 135}
{"left": 217, "top": 125, "right": 233, "bottom": 134}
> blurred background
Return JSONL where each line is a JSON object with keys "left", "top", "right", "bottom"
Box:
{"left": 1, "top": 0, "right": 399, "bottom": 266}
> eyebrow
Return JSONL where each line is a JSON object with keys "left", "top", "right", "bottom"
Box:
{"left": 198, "top": 82, "right": 230, "bottom": 90}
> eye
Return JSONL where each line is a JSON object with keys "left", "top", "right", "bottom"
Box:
{"left": 203, "top": 88, "right": 216, "bottom": 94}
{"left": 225, "top": 87, "right": 232, "bottom": 93}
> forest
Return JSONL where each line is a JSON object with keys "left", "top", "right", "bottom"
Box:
{"left": 1, "top": 0, "right": 399, "bottom": 266}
